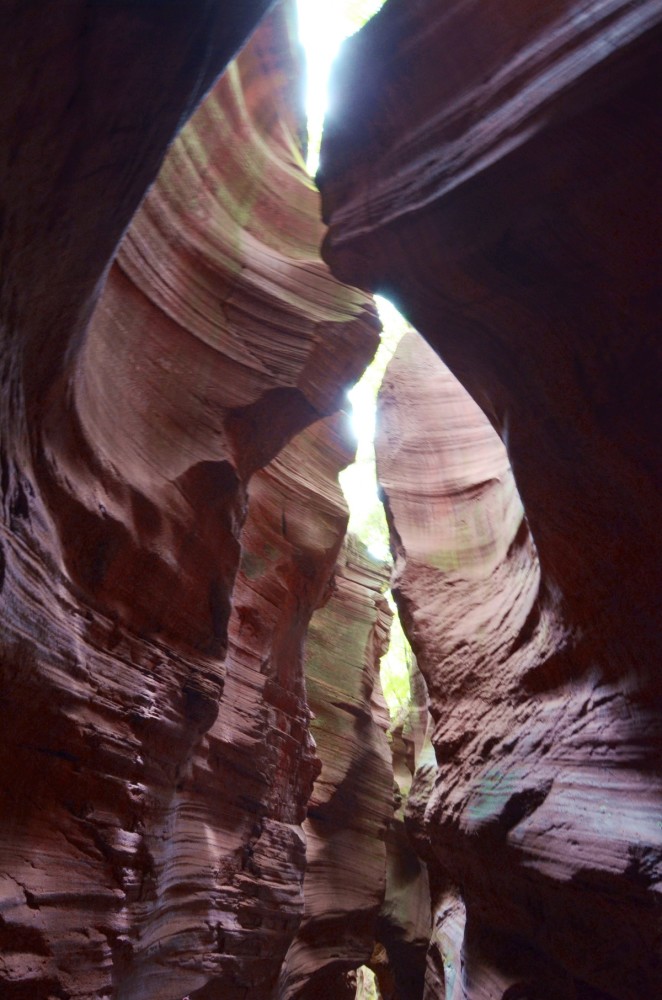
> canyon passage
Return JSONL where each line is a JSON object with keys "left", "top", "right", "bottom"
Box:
{"left": 0, "top": 2, "right": 660, "bottom": 999}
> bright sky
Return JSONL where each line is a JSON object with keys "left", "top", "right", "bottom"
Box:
{"left": 340, "top": 296, "right": 407, "bottom": 560}
{"left": 296, "top": 1, "right": 413, "bottom": 714}
{"left": 296, "top": 0, "right": 385, "bottom": 173}
{"left": 295, "top": 1, "right": 406, "bottom": 560}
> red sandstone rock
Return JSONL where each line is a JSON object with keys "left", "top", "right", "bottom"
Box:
{"left": 0, "top": 0, "right": 276, "bottom": 433}
{"left": 9, "top": 0, "right": 660, "bottom": 994}
{"left": 376, "top": 331, "right": 662, "bottom": 998}
{"left": 376, "top": 661, "right": 433, "bottom": 1000}
{"left": 0, "top": 4, "right": 383, "bottom": 997}
{"left": 321, "top": 4, "right": 662, "bottom": 995}
{"left": 187, "top": 415, "right": 358, "bottom": 999}
{"left": 44, "top": 2, "right": 379, "bottom": 656}
{"left": 278, "top": 536, "right": 393, "bottom": 1000}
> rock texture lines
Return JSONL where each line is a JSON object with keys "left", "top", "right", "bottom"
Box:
{"left": 1, "top": 0, "right": 660, "bottom": 997}
{"left": 0, "top": 4, "right": 389, "bottom": 997}
{"left": 321, "top": 3, "right": 662, "bottom": 997}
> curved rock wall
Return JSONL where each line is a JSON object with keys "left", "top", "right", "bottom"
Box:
{"left": 6, "top": 0, "right": 658, "bottom": 995}
{"left": 279, "top": 537, "right": 393, "bottom": 1000}
{"left": 320, "top": 5, "right": 662, "bottom": 995}
{"left": 185, "top": 414, "right": 357, "bottom": 1000}
{"left": 0, "top": 0, "right": 276, "bottom": 440}
{"left": 374, "top": 332, "right": 662, "bottom": 999}
{"left": 0, "top": 3, "right": 387, "bottom": 998}
{"left": 377, "top": 332, "right": 565, "bottom": 995}
{"left": 42, "top": 1, "right": 379, "bottom": 655}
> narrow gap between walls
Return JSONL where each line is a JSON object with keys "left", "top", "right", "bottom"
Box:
{"left": 341, "top": 295, "right": 413, "bottom": 721}
{"left": 295, "top": 0, "right": 413, "bottom": 721}
{"left": 296, "top": 0, "right": 386, "bottom": 174}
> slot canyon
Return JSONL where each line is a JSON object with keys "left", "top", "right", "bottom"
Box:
{"left": 0, "top": 1, "right": 660, "bottom": 998}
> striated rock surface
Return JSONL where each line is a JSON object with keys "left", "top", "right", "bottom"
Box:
{"left": 0, "top": 0, "right": 277, "bottom": 438}
{"left": 0, "top": 3, "right": 384, "bottom": 998}
{"left": 193, "top": 413, "right": 357, "bottom": 999}
{"left": 376, "top": 331, "right": 662, "bottom": 998}
{"left": 43, "top": 1, "right": 378, "bottom": 656}
{"left": 279, "top": 537, "right": 393, "bottom": 1000}
{"left": 8, "top": 0, "right": 661, "bottom": 994}
{"left": 321, "top": 3, "right": 662, "bottom": 996}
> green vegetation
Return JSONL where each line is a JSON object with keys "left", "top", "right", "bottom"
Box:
{"left": 380, "top": 593, "right": 413, "bottom": 716}
{"left": 341, "top": 0, "right": 386, "bottom": 31}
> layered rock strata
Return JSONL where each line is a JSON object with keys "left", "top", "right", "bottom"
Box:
{"left": 278, "top": 537, "right": 393, "bottom": 1000}
{"left": 321, "top": 4, "right": 662, "bottom": 996}
{"left": 376, "top": 331, "right": 662, "bottom": 998}
{"left": 0, "top": 3, "right": 384, "bottom": 997}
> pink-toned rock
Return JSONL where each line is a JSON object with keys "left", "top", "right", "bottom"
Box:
{"left": 184, "top": 414, "right": 358, "bottom": 999}
{"left": 377, "top": 662, "right": 433, "bottom": 1000}
{"left": 43, "top": 2, "right": 378, "bottom": 655}
{"left": 321, "top": 3, "right": 662, "bottom": 994}
{"left": 376, "top": 332, "right": 662, "bottom": 997}
{"left": 0, "top": 0, "right": 276, "bottom": 437}
{"left": 0, "top": 3, "right": 382, "bottom": 997}
{"left": 8, "top": 0, "right": 661, "bottom": 993}
{"left": 279, "top": 536, "right": 393, "bottom": 1000}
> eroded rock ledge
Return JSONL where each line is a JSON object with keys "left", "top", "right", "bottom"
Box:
{"left": 279, "top": 537, "right": 393, "bottom": 1000}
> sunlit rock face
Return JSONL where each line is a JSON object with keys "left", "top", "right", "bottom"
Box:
{"left": 0, "top": 2, "right": 382, "bottom": 997}
{"left": 45, "top": 2, "right": 379, "bottom": 656}
{"left": 377, "top": 333, "right": 559, "bottom": 994}
{"left": 278, "top": 537, "right": 393, "bottom": 1000}
{"left": 321, "top": 3, "right": 662, "bottom": 994}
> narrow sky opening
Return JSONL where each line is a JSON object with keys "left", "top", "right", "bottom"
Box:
{"left": 296, "top": 1, "right": 414, "bottom": 718}
{"left": 339, "top": 295, "right": 406, "bottom": 562}
{"left": 296, "top": 0, "right": 385, "bottom": 174}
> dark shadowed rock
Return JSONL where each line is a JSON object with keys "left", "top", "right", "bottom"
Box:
{"left": 0, "top": 3, "right": 382, "bottom": 997}
{"left": 321, "top": 4, "right": 662, "bottom": 995}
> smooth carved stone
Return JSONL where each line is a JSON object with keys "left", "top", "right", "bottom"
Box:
{"left": 319, "top": 0, "right": 662, "bottom": 685}
{"left": 278, "top": 536, "right": 393, "bottom": 1000}
{"left": 0, "top": 0, "right": 277, "bottom": 432}
{"left": 376, "top": 332, "right": 662, "bottom": 998}
{"left": 0, "top": 3, "right": 381, "bottom": 998}
{"left": 185, "top": 414, "right": 359, "bottom": 1000}
{"left": 42, "top": 2, "right": 379, "bottom": 655}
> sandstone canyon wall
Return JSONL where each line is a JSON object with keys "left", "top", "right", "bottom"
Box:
{"left": 279, "top": 537, "right": 393, "bottom": 1000}
{"left": 321, "top": 3, "right": 662, "bottom": 998}
{"left": 3, "top": 0, "right": 661, "bottom": 998}
{"left": 0, "top": 3, "right": 396, "bottom": 998}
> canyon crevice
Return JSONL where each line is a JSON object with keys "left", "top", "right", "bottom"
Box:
{"left": 1, "top": 1, "right": 661, "bottom": 998}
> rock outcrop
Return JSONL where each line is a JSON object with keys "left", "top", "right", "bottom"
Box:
{"left": 377, "top": 331, "right": 662, "bottom": 999}
{"left": 0, "top": 3, "right": 387, "bottom": 998}
{"left": 321, "top": 4, "right": 662, "bottom": 997}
